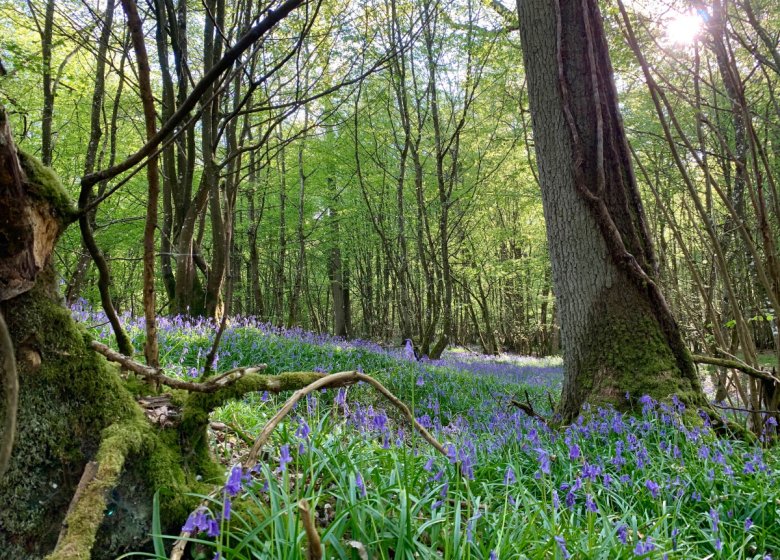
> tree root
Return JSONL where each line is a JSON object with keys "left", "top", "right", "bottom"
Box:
{"left": 245, "top": 370, "right": 450, "bottom": 466}
{"left": 46, "top": 421, "right": 150, "bottom": 560}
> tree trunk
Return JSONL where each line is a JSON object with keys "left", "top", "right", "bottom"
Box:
{"left": 516, "top": 0, "right": 703, "bottom": 420}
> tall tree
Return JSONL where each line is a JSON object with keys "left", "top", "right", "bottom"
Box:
{"left": 515, "top": 0, "right": 704, "bottom": 420}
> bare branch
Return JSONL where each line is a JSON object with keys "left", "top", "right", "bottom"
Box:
{"left": 692, "top": 354, "right": 780, "bottom": 384}
{"left": 90, "top": 340, "right": 267, "bottom": 393}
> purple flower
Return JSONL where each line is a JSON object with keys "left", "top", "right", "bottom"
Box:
{"left": 296, "top": 419, "right": 311, "bottom": 440}
{"left": 182, "top": 508, "right": 210, "bottom": 533}
{"left": 535, "top": 448, "right": 551, "bottom": 475}
{"left": 224, "top": 465, "right": 243, "bottom": 496}
{"left": 709, "top": 508, "right": 719, "bottom": 532}
{"left": 279, "top": 444, "right": 292, "bottom": 471}
{"left": 403, "top": 339, "right": 416, "bottom": 360}
{"left": 617, "top": 524, "right": 628, "bottom": 544}
{"left": 645, "top": 479, "right": 660, "bottom": 499}
{"left": 585, "top": 493, "right": 597, "bottom": 513}
{"left": 745, "top": 518, "right": 753, "bottom": 531}
{"left": 206, "top": 518, "right": 220, "bottom": 538}
{"left": 633, "top": 537, "right": 655, "bottom": 556}
{"left": 504, "top": 466, "right": 516, "bottom": 485}
{"left": 223, "top": 497, "right": 232, "bottom": 520}
{"left": 554, "top": 535, "right": 571, "bottom": 559}
{"left": 356, "top": 471, "right": 366, "bottom": 498}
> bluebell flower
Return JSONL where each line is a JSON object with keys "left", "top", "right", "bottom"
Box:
{"left": 645, "top": 479, "right": 660, "bottom": 499}
{"left": 633, "top": 537, "right": 655, "bottom": 556}
{"left": 504, "top": 466, "right": 516, "bottom": 485}
{"left": 554, "top": 535, "right": 571, "bottom": 559}
{"left": 279, "top": 444, "right": 292, "bottom": 471}
{"left": 224, "top": 465, "right": 243, "bottom": 496}
{"left": 356, "top": 471, "right": 366, "bottom": 498}
{"left": 223, "top": 497, "right": 232, "bottom": 521}
{"left": 709, "top": 508, "right": 719, "bottom": 532}
{"left": 206, "top": 518, "right": 220, "bottom": 538}
{"left": 617, "top": 523, "right": 628, "bottom": 544}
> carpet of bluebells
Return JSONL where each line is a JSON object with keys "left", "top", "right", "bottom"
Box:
{"left": 71, "top": 303, "right": 780, "bottom": 560}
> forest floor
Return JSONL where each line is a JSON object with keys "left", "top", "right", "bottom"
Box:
{"left": 73, "top": 307, "right": 779, "bottom": 560}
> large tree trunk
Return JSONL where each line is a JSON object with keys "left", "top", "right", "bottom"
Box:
{"left": 516, "top": 0, "right": 703, "bottom": 420}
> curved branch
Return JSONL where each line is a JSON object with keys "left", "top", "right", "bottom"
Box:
{"left": 0, "top": 309, "right": 18, "bottom": 478}
{"left": 245, "top": 371, "right": 449, "bottom": 467}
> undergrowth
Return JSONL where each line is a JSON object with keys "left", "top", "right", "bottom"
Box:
{"left": 74, "top": 308, "right": 778, "bottom": 560}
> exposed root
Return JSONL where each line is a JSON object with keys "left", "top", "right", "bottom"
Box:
{"left": 46, "top": 421, "right": 149, "bottom": 560}
{"left": 0, "top": 308, "right": 18, "bottom": 478}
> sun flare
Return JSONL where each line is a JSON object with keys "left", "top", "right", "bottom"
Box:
{"left": 665, "top": 10, "right": 703, "bottom": 46}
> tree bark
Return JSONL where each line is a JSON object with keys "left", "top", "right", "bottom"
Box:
{"left": 516, "top": 0, "right": 703, "bottom": 420}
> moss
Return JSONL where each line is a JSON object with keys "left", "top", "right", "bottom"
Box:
{"left": 17, "top": 150, "right": 76, "bottom": 221}
{"left": 0, "top": 270, "right": 205, "bottom": 559}
{"left": 568, "top": 282, "right": 704, "bottom": 419}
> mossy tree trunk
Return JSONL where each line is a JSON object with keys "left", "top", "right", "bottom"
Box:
{"left": 516, "top": 0, "right": 705, "bottom": 421}
{"left": 0, "top": 109, "right": 325, "bottom": 559}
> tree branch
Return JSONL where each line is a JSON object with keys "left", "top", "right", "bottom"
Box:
{"left": 692, "top": 354, "right": 780, "bottom": 384}
{"left": 90, "top": 340, "right": 267, "bottom": 393}
{"left": 79, "top": 0, "right": 307, "bottom": 192}
{"left": 0, "top": 309, "right": 18, "bottom": 478}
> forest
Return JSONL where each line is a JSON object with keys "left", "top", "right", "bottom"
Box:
{"left": 0, "top": 0, "right": 778, "bottom": 558}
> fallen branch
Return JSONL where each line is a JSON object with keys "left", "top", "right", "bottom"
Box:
{"left": 298, "top": 499, "right": 323, "bottom": 560}
{"left": 245, "top": 371, "right": 449, "bottom": 467}
{"left": 91, "top": 340, "right": 266, "bottom": 393}
{"left": 0, "top": 308, "right": 18, "bottom": 478}
{"left": 692, "top": 354, "right": 780, "bottom": 384}
{"left": 47, "top": 422, "right": 148, "bottom": 560}
{"left": 171, "top": 370, "right": 452, "bottom": 560}
{"left": 510, "top": 399, "right": 549, "bottom": 424}
{"left": 710, "top": 402, "right": 779, "bottom": 417}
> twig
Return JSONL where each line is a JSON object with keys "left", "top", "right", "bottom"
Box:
{"left": 0, "top": 309, "right": 18, "bottom": 478}
{"left": 90, "top": 340, "right": 266, "bottom": 393}
{"left": 298, "top": 499, "right": 323, "bottom": 560}
{"left": 710, "top": 402, "right": 778, "bottom": 416}
{"left": 510, "top": 399, "right": 548, "bottom": 424}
